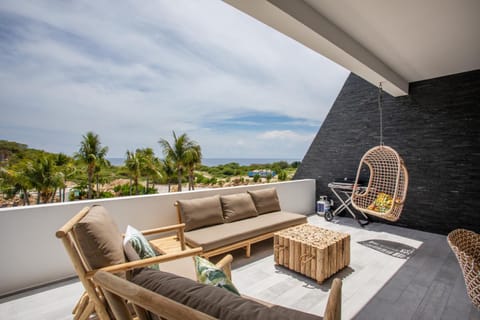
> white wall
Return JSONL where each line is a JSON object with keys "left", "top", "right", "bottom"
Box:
{"left": 0, "top": 179, "right": 315, "bottom": 296}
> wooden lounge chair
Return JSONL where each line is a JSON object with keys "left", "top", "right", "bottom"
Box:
{"left": 56, "top": 205, "right": 202, "bottom": 320}
{"left": 94, "top": 269, "right": 342, "bottom": 320}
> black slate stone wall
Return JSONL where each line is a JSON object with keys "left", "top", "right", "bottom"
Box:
{"left": 294, "top": 70, "right": 480, "bottom": 235}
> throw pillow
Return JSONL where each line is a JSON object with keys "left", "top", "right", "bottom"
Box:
{"left": 220, "top": 193, "right": 258, "bottom": 223}
{"left": 248, "top": 188, "right": 281, "bottom": 214}
{"left": 368, "top": 192, "right": 393, "bottom": 213}
{"left": 194, "top": 256, "right": 240, "bottom": 295}
{"left": 176, "top": 195, "right": 224, "bottom": 231}
{"left": 123, "top": 225, "right": 159, "bottom": 270}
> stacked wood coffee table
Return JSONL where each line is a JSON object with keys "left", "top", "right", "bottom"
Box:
{"left": 274, "top": 224, "right": 350, "bottom": 283}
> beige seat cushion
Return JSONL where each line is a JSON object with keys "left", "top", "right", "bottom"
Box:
{"left": 177, "top": 195, "right": 224, "bottom": 231}
{"left": 73, "top": 205, "right": 125, "bottom": 270}
{"left": 221, "top": 193, "right": 258, "bottom": 223}
{"left": 248, "top": 188, "right": 281, "bottom": 214}
{"left": 185, "top": 211, "right": 307, "bottom": 252}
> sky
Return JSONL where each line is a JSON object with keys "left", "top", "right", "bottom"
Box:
{"left": 0, "top": 0, "right": 349, "bottom": 159}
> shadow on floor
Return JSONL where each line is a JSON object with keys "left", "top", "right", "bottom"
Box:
{"left": 358, "top": 239, "right": 417, "bottom": 259}
{"left": 273, "top": 264, "right": 355, "bottom": 292}
{"left": 0, "top": 276, "right": 79, "bottom": 302}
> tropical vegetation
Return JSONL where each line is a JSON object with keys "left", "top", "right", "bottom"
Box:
{"left": 74, "top": 132, "right": 109, "bottom": 199}
{"left": 0, "top": 135, "right": 299, "bottom": 207}
{"left": 158, "top": 131, "right": 201, "bottom": 192}
{"left": 125, "top": 148, "right": 162, "bottom": 195}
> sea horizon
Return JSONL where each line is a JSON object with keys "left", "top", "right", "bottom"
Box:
{"left": 107, "top": 157, "right": 301, "bottom": 167}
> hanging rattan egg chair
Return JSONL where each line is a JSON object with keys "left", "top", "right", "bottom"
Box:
{"left": 351, "top": 145, "right": 408, "bottom": 222}
{"left": 351, "top": 83, "right": 409, "bottom": 222}
{"left": 447, "top": 228, "right": 480, "bottom": 308}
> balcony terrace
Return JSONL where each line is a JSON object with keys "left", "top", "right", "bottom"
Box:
{"left": 0, "top": 181, "right": 478, "bottom": 319}
{"left": 1, "top": 1, "right": 479, "bottom": 319}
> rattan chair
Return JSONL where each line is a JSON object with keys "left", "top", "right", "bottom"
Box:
{"left": 447, "top": 229, "right": 480, "bottom": 308}
{"left": 351, "top": 145, "right": 408, "bottom": 222}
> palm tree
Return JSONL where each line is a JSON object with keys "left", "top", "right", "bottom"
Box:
{"left": 137, "top": 148, "right": 162, "bottom": 193}
{"left": 0, "top": 162, "right": 32, "bottom": 205}
{"left": 161, "top": 158, "right": 176, "bottom": 192}
{"left": 158, "top": 131, "right": 200, "bottom": 192}
{"left": 94, "top": 157, "right": 111, "bottom": 198}
{"left": 75, "top": 132, "right": 109, "bottom": 199}
{"left": 25, "top": 155, "right": 63, "bottom": 203}
{"left": 125, "top": 150, "right": 141, "bottom": 195}
{"left": 55, "top": 153, "right": 76, "bottom": 202}
{"left": 185, "top": 145, "right": 202, "bottom": 190}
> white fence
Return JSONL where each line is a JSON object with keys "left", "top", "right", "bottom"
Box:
{"left": 0, "top": 179, "right": 315, "bottom": 296}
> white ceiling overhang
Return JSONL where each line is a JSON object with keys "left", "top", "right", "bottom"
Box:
{"left": 224, "top": 0, "right": 480, "bottom": 97}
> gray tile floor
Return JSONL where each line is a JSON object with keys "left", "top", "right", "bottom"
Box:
{"left": 230, "top": 215, "right": 479, "bottom": 319}
{"left": 1, "top": 215, "right": 479, "bottom": 319}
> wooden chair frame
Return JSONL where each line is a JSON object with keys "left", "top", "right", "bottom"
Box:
{"left": 56, "top": 206, "right": 202, "bottom": 320}
{"left": 93, "top": 267, "right": 342, "bottom": 320}
{"left": 94, "top": 254, "right": 234, "bottom": 320}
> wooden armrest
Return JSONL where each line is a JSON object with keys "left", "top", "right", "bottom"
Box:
{"left": 215, "top": 254, "right": 233, "bottom": 281}
{"left": 324, "top": 278, "right": 342, "bottom": 320}
{"left": 86, "top": 247, "right": 203, "bottom": 278}
{"left": 140, "top": 223, "right": 186, "bottom": 236}
{"left": 94, "top": 271, "right": 216, "bottom": 320}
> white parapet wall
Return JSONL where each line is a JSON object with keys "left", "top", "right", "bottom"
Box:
{"left": 0, "top": 179, "right": 315, "bottom": 296}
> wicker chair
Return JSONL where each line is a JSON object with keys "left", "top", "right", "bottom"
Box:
{"left": 351, "top": 145, "right": 408, "bottom": 222}
{"left": 447, "top": 229, "right": 480, "bottom": 308}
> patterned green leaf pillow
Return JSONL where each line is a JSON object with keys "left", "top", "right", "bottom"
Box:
{"left": 123, "top": 225, "right": 159, "bottom": 270}
{"left": 194, "top": 256, "right": 240, "bottom": 295}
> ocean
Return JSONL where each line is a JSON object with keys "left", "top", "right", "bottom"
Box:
{"left": 108, "top": 158, "right": 300, "bottom": 167}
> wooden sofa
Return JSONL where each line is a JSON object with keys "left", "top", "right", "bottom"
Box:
{"left": 175, "top": 188, "right": 308, "bottom": 258}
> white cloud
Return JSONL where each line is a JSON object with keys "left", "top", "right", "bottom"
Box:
{"left": 259, "top": 130, "right": 314, "bottom": 142}
{"left": 0, "top": 0, "right": 348, "bottom": 158}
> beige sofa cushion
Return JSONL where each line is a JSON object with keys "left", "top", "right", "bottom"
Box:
{"left": 177, "top": 195, "right": 224, "bottom": 231}
{"left": 132, "top": 268, "right": 321, "bottom": 320}
{"left": 185, "top": 211, "right": 307, "bottom": 252}
{"left": 248, "top": 188, "right": 281, "bottom": 214}
{"left": 221, "top": 193, "right": 258, "bottom": 223}
{"left": 73, "top": 205, "right": 126, "bottom": 271}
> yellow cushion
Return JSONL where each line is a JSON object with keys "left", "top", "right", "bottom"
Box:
{"left": 368, "top": 192, "right": 393, "bottom": 213}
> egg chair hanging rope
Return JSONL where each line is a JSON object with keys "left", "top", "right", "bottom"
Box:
{"left": 351, "top": 83, "right": 409, "bottom": 222}
{"left": 378, "top": 83, "right": 384, "bottom": 146}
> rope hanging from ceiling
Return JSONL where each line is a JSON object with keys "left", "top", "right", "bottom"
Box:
{"left": 351, "top": 83, "right": 409, "bottom": 222}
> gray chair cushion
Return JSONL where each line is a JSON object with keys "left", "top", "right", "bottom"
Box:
{"left": 248, "top": 188, "right": 281, "bottom": 214}
{"left": 185, "top": 211, "right": 307, "bottom": 252}
{"left": 131, "top": 268, "right": 321, "bottom": 320}
{"left": 177, "top": 195, "right": 225, "bottom": 231}
{"left": 73, "top": 205, "right": 126, "bottom": 271}
{"left": 221, "top": 193, "right": 258, "bottom": 223}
